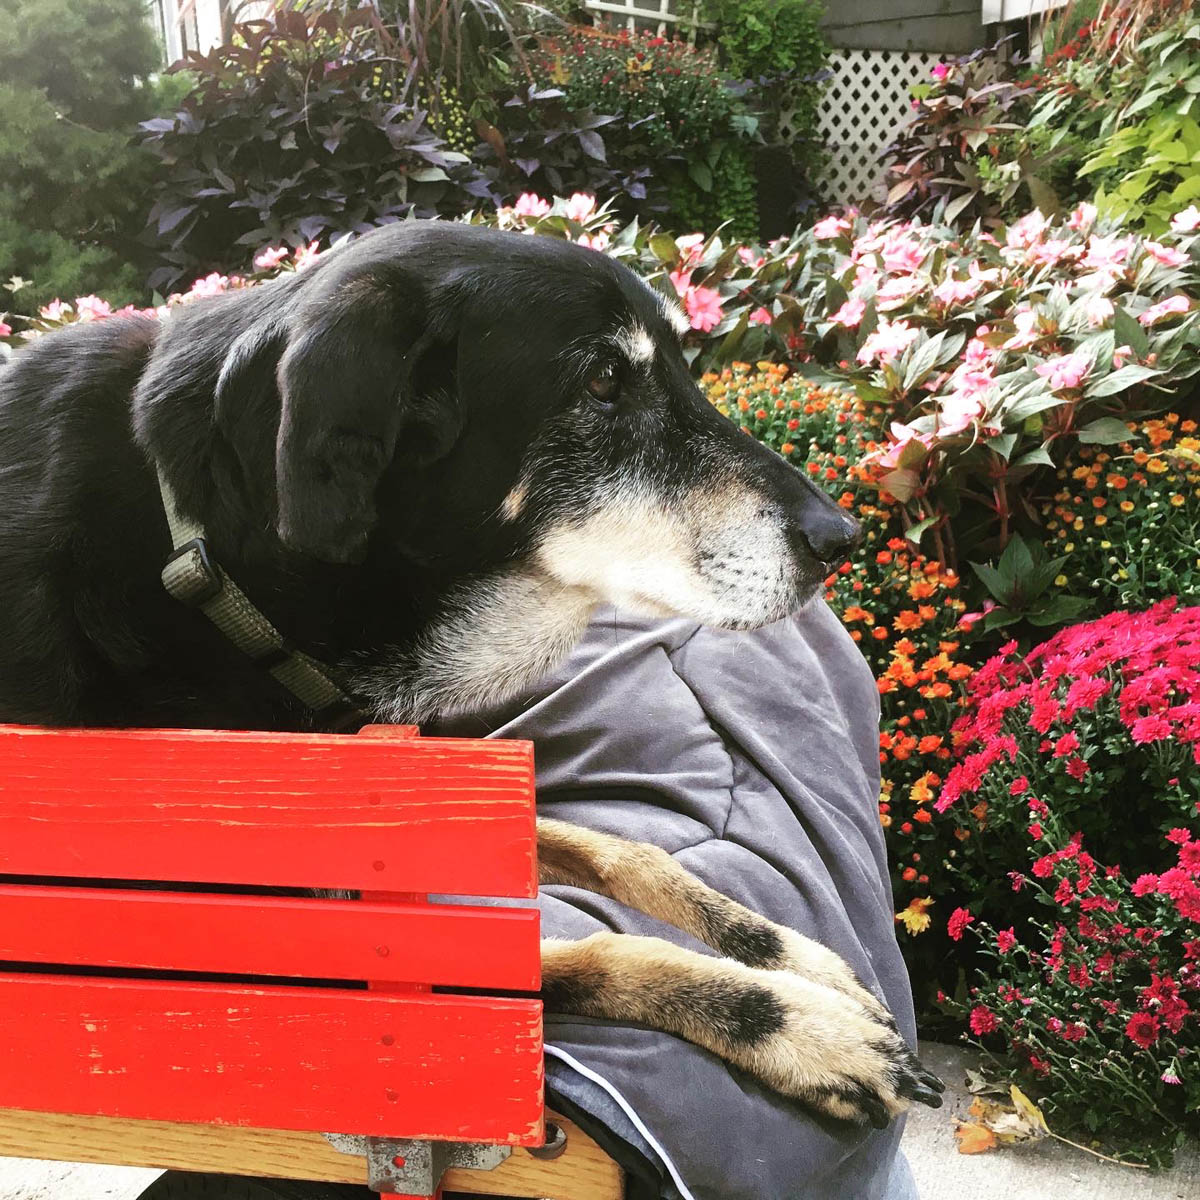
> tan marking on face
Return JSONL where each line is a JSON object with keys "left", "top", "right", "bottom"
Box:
{"left": 535, "top": 481, "right": 796, "bottom": 628}
{"left": 614, "top": 323, "right": 655, "bottom": 364}
{"left": 500, "top": 480, "right": 529, "bottom": 523}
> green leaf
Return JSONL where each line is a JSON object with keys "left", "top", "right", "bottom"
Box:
{"left": 902, "top": 330, "right": 948, "bottom": 392}
{"left": 989, "top": 432, "right": 1018, "bottom": 460}
{"left": 999, "top": 534, "right": 1035, "bottom": 586}
{"left": 881, "top": 468, "right": 920, "bottom": 502}
{"left": 983, "top": 607, "right": 1023, "bottom": 630}
{"left": 1085, "top": 364, "right": 1163, "bottom": 397}
{"left": 1028, "top": 595, "right": 1092, "bottom": 626}
{"left": 649, "top": 233, "right": 679, "bottom": 265}
{"left": 971, "top": 561, "right": 1012, "bottom": 604}
{"left": 904, "top": 515, "right": 937, "bottom": 545}
{"left": 1113, "top": 306, "right": 1151, "bottom": 358}
{"left": 1012, "top": 446, "right": 1054, "bottom": 469}
{"left": 688, "top": 161, "right": 714, "bottom": 192}
{"left": 1077, "top": 417, "right": 1136, "bottom": 444}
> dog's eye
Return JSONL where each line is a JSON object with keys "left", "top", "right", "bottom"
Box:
{"left": 586, "top": 371, "right": 620, "bottom": 408}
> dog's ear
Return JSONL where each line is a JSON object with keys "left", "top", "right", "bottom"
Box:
{"left": 269, "top": 271, "right": 456, "bottom": 564}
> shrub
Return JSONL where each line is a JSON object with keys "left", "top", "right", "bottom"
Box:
{"left": 1044, "top": 413, "right": 1200, "bottom": 611}
{"left": 785, "top": 205, "right": 1200, "bottom": 566}
{"left": 700, "top": 0, "right": 829, "bottom": 219}
{"left": 487, "top": 27, "right": 753, "bottom": 233}
{"left": 1075, "top": 10, "right": 1200, "bottom": 233}
{"left": 474, "top": 194, "right": 799, "bottom": 369}
{"left": 0, "top": 0, "right": 166, "bottom": 314}
{"left": 141, "top": 6, "right": 490, "bottom": 290}
{"left": 934, "top": 600, "right": 1200, "bottom": 1165}
{"left": 880, "top": 43, "right": 1033, "bottom": 228}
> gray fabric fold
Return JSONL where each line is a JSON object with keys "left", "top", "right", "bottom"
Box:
{"left": 433, "top": 600, "right": 914, "bottom": 1199}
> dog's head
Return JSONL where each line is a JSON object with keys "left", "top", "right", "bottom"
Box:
{"left": 145, "top": 222, "right": 859, "bottom": 717}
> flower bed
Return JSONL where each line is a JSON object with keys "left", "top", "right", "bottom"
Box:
{"left": 935, "top": 600, "right": 1200, "bottom": 1165}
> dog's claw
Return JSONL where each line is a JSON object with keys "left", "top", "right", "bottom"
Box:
{"left": 915, "top": 1067, "right": 945, "bottom": 1093}
{"left": 909, "top": 1083, "right": 943, "bottom": 1108}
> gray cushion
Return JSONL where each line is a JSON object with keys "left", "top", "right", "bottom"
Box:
{"left": 433, "top": 601, "right": 914, "bottom": 1200}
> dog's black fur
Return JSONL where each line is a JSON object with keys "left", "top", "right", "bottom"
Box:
{"left": 0, "top": 224, "right": 949, "bottom": 1126}
{"left": 0, "top": 222, "right": 858, "bottom": 731}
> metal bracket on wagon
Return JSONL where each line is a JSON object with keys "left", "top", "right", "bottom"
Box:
{"left": 323, "top": 1132, "right": 511, "bottom": 1196}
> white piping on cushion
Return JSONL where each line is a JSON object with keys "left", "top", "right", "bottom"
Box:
{"left": 544, "top": 1043, "right": 699, "bottom": 1200}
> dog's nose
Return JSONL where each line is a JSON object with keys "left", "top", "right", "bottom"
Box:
{"left": 798, "top": 507, "right": 862, "bottom": 566}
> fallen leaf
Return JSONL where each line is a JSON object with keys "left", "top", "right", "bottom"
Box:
{"left": 1010, "top": 1084, "right": 1050, "bottom": 1134}
{"left": 954, "top": 1120, "right": 998, "bottom": 1154}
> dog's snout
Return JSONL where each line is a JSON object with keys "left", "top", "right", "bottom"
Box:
{"left": 804, "top": 507, "right": 862, "bottom": 565}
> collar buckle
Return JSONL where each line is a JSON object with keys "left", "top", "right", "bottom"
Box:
{"left": 162, "top": 537, "right": 224, "bottom": 608}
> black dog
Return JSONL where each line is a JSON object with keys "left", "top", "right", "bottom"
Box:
{"left": 0, "top": 221, "right": 941, "bottom": 1124}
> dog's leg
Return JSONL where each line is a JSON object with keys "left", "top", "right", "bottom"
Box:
{"left": 541, "top": 932, "right": 941, "bottom": 1126}
{"left": 538, "top": 818, "right": 895, "bottom": 1022}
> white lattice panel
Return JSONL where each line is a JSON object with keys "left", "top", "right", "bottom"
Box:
{"left": 583, "top": 0, "right": 707, "bottom": 38}
{"left": 817, "top": 49, "right": 944, "bottom": 206}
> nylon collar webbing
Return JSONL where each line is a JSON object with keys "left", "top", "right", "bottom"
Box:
{"left": 156, "top": 467, "right": 366, "bottom": 729}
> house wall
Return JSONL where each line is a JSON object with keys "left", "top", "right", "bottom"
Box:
{"left": 822, "top": 0, "right": 985, "bottom": 55}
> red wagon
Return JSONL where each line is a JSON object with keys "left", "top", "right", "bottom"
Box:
{"left": 0, "top": 723, "right": 623, "bottom": 1199}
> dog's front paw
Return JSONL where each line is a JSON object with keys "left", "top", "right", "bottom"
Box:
{"left": 765, "top": 927, "right": 910, "bottom": 1040}
{"left": 740, "top": 972, "right": 944, "bottom": 1127}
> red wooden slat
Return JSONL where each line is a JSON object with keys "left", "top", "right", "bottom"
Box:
{"left": 0, "top": 886, "right": 540, "bottom": 992}
{"left": 0, "top": 974, "right": 544, "bottom": 1145}
{"left": 0, "top": 726, "right": 536, "bottom": 897}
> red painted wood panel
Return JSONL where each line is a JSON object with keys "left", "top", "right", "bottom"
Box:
{"left": 0, "top": 726, "right": 536, "bottom": 897}
{"left": 0, "top": 974, "right": 544, "bottom": 1145}
{"left": 0, "top": 886, "right": 540, "bottom": 992}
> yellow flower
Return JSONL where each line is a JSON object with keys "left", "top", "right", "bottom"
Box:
{"left": 896, "top": 898, "right": 934, "bottom": 935}
{"left": 1054, "top": 574, "right": 1068, "bottom": 586}
{"left": 1171, "top": 494, "right": 1186, "bottom": 506}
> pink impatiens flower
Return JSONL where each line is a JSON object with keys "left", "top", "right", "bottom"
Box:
{"left": 748, "top": 306, "right": 773, "bottom": 326}
{"left": 563, "top": 192, "right": 596, "bottom": 223}
{"left": 1067, "top": 201, "right": 1098, "bottom": 232}
{"left": 676, "top": 232, "right": 706, "bottom": 266}
{"left": 876, "top": 275, "right": 925, "bottom": 310}
{"left": 932, "top": 277, "right": 982, "bottom": 307}
{"left": 1139, "top": 294, "right": 1191, "bottom": 325}
{"left": 253, "top": 246, "right": 289, "bottom": 270}
{"left": 1035, "top": 352, "right": 1091, "bottom": 391}
{"left": 292, "top": 242, "right": 321, "bottom": 271}
{"left": 1081, "top": 234, "right": 1136, "bottom": 272}
{"left": 577, "top": 231, "right": 610, "bottom": 252}
{"left": 74, "top": 295, "right": 112, "bottom": 322}
{"left": 188, "top": 274, "right": 228, "bottom": 299}
{"left": 0, "top": 322, "right": 10, "bottom": 338}
{"left": 683, "top": 285, "right": 723, "bottom": 332}
{"left": 931, "top": 62, "right": 950, "bottom": 81}
{"left": 1002, "top": 307, "right": 1041, "bottom": 350}
{"left": 1083, "top": 294, "right": 1114, "bottom": 328}
{"left": 856, "top": 319, "right": 920, "bottom": 365}
{"left": 937, "top": 392, "right": 987, "bottom": 435}
{"left": 513, "top": 192, "right": 551, "bottom": 218}
{"left": 1145, "top": 240, "right": 1189, "bottom": 267}
{"left": 874, "top": 421, "right": 934, "bottom": 469}
{"left": 1172, "top": 204, "right": 1200, "bottom": 233}
{"left": 1006, "top": 210, "right": 1048, "bottom": 250}
{"left": 881, "top": 235, "right": 925, "bottom": 274}
{"left": 812, "top": 215, "right": 851, "bottom": 240}
{"left": 39, "top": 299, "right": 71, "bottom": 321}
{"left": 830, "top": 297, "right": 866, "bottom": 328}
{"left": 1112, "top": 343, "right": 1134, "bottom": 368}
{"left": 669, "top": 267, "right": 692, "bottom": 297}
